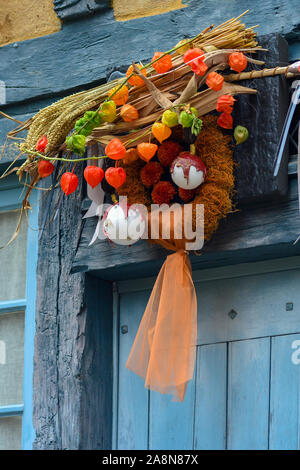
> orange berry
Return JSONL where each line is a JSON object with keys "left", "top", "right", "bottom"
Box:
{"left": 120, "top": 104, "right": 139, "bottom": 122}
{"left": 216, "top": 95, "right": 235, "bottom": 114}
{"left": 108, "top": 85, "right": 129, "bottom": 106}
{"left": 137, "top": 143, "right": 158, "bottom": 162}
{"left": 152, "top": 122, "right": 172, "bottom": 143}
{"left": 151, "top": 52, "right": 172, "bottom": 74}
{"left": 126, "top": 64, "right": 147, "bottom": 87}
{"left": 105, "top": 138, "right": 127, "bottom": 160}
{"left": 206, "top": 72, "right": 224, "bottom": 91}
{"left": 228, "top": 52, "right": 248, "bottom": 73}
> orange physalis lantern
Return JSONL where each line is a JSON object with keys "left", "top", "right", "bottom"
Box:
{"left": 126, "top": 64, "right": 147, "bottom": 87}
{"left": 105, "top": 167, "right": 126, "bottom": 189}
{"left": 137, "top": 143, "right": 158, "bottom": 162}
{"left": 38, "top": 160, "right": 54, "bottom": 178}
{"left": 61, "top": 172, "right": 78, "bottom": 195}
{"left": 84, "top": 165, "right": 104, "bottom": 188}
{"left": 108, "top": 85, "right": 129, "bottom": 106}
{"left": 217, "top": 112, "right": 233, "bottom": 129}
{"left": 191, "top": 60, "right": 208, "bottom": 76}
{"left": 123, "top": 148, "right": 139, "bottom": 165}
{"left": 152, "top": 122, "right": 172, "bottom": 143}
{"left": 105, "top": 138, "right": 127, "bottom": 160}
{"left": 120, "top": 104, "right": 139, "bottom": 122}
{"left": 228, "top": 52, "right": 248, "bottom": 73}
{"left": 216, "top": 95, "right": 235, "bottom": 114}
{"left": 151, "top": 52, "right": 172, "bottom": 74}
{"left": 36, "top": 135, "right": 48, "bottom": 153}
{"left": 206, "top": 72, "right": 224, "bottom": 91}
{"left": 183, "top": 48, "right": 204, "bottom": 65}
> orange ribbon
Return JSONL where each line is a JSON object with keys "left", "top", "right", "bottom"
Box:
{"left": 126, "top": 249, "right": 197, "bottom": 402}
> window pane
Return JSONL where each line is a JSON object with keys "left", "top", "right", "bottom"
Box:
{"left": 0, "top": 311, "right": 24, "bottom": 405}
{"left": 0, "top": 210, "right": 27, "bottom": 301}
{"left": 0, "top": 416, "right": 22, "bottom": 450}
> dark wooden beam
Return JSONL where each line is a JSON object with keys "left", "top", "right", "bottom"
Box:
{"left": 54, "top": 0, "right": 110, "bottom": 21}
{"left": 234, "top": 34, "right": 289, "bottom": 203}
{"left": 33, "top": 164, "right": 113, "bottom": 449}
{"left": 0, "top": 2, "right": 300, "bottom": 105}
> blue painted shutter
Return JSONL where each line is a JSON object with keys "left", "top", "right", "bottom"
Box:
{"left": 0, "top": 180, "right": 38, "bottom": 449}
{"left": 114, "top": 262, "right": 300, "bottom": 450}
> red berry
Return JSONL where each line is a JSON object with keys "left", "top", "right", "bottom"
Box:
{"left": 105, "top": 167, "right": 126, "bottom": 189}
{"left": 84, "top": 165, "right": 104, "bottom": 188}
{"left": 38, "top": 160, "right": 54, "bottom": 178}
{"left": 61, "top": 172, "right": 78, "bottom": 195}
{"left": 36, "top": 135, "right": 48, "bottom": 153}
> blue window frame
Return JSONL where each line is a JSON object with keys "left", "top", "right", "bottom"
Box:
{"left": 0, "top": 175, "right": 38, "bottom": 449}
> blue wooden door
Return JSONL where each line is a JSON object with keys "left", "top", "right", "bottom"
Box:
{"left": 113, "top": 259, "right": 300, "bottom": 450}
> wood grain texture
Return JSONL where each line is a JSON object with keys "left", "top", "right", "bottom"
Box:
{"left": 193, "top": 343, "right": 227, "bottom": 450}
{"left": 117, "top": 290, "right": 149, "bottom": 450}
{"left": 269, "top": 334, "right": 300, "bottom": 450}
{"left": 149, "top": 376, "right": 195, "bottom": 450}
{"left": 33, "top": 164, "right": 113, "bottom": 449}
{"left": 116, "top": 269, "right": 300, "bottom": 449}
{"left": 0, "top": 2, "right": 299, "bottom": 105}
{"left": 227, "top": 338, "right": 270, "bottom": 450}
{"left": 72, "top": 177, "right": 300, "bottom": 279}
{"left": 234, "top": 34, "right": 289, "bottom": 202}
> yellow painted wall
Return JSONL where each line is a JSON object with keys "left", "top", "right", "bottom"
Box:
{"left": 113, "top": 0, "right": 187, "bottom": 21}
{"left": 0, "top": 0, "right": 60, "bottom": 47}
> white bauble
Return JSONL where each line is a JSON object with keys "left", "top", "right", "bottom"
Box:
{"left": 170, "top": 152, "right": 207, "bottom": 190}
{"left": 103, "top": 203, "right": 146, "bottom": 246}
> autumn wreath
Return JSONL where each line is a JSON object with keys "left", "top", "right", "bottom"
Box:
{"left": 117, "top": 114, "right": 234, "bottom": 246}
{"left": 2, "top": 12, "right": 299, "bottom": 401}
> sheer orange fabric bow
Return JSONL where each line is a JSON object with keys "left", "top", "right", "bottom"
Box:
{"left": 126, "top": 208, "right": 197, "bottom": 402}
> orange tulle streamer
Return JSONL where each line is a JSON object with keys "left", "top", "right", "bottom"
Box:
{"left": 126, "top": 249, "right": 197, "bottom": 402}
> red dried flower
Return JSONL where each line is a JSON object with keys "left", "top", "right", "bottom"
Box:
{"left": 216, "top": 95, "right": 235, "bottom": 114}
{"left": 183, "top": 48, "right": 205, "bottom": 65}
{"left": 151, "top": 181, "right": 176, "bottom": 205}
{"left": 105, "top": 167, "right": 126, "bottom": 188}
{"left": 84, "top": 165, "right": 104, "bottom": 188}
{"left": 178, "top": 188, "right": 196, "bottom": 202}
{"left": 61, "top": 172, "right": 78, "bottom": 195}
{"left": 140, "top": 162, "right": 163, "bottom": 188}
{"left": 157, "top": 140, "right": 183, "bottom": 167}
{"left": 105, "top": 138, "right": 127, "bottom": 160}
{"left": 38, "top": 160, "right": 54, "bottom": 178}
{"left": 217, "top": 112, "right": 233, "bottom": 129}
{"left": 151, "top": 52, "right": 172, "bottom": 74}
{"left": 191, "top": 59, "right": 208, "bottom": 76}
{"left": 228, "top": 52, "right": 248, "bottom": 73}
{"left": 206, "top": 72, "right": 224, "bottom": 91}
